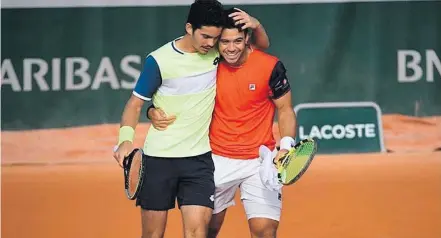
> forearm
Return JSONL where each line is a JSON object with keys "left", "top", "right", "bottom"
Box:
{"left": 252, "top": 23, "right": 270, "bottom": 50}
{"left": 121, "top": 103, "right": 142, "bottom": 128}
{"left": 118, "top": 97, "right": 143, "bottom": 144}
{"left": 277, "top": 108, "right": 296, "bottom": 139}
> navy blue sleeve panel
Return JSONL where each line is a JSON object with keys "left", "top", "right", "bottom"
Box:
{"left": 133, "top": 55, "right": 162, "bottom": 101}
{"left": 268, "top": 61, "right": 291, "bottom": 100}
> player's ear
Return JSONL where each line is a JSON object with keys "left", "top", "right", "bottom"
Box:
{"left": 185, "top": 23, "right": 193, "bottom": 36}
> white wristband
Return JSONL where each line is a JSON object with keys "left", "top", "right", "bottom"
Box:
{"left": 280, "top": 136, "right": 295, "bottom": 151}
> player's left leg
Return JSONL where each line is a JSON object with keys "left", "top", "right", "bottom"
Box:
{"left": 240, "top": 161, "right": 282, "bottom": 238}
{"left": 176, "top": 152, "right": 216, "bottom": 238}
{"left": 181, "top": 205, "right": 213, "bottom": 238}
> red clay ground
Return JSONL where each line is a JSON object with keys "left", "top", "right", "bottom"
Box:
{"left": 2, "top": 115, "right": 441, "bottom": 238}
{"left": 2, "top": 115, "right": 440, "bottom": 165}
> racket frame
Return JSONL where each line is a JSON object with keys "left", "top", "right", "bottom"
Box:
{"left": 276, "top": 138, "right": 318, "bottom": 185}
{"left": 123, "top": 148, "right": 146, "bottom": 200}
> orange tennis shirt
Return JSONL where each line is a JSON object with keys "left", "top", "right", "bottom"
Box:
{"left": 209, "top": 49, "right": 291, "bottom": 159}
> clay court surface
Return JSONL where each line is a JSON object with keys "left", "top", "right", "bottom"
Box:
{"left": 2, "top": 115, "right": 441, "bottom": 238}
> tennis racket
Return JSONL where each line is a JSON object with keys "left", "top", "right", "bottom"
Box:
{"left": 122, "top": 148, "right": 146, "bottom": 200}
{"left": 275, "top": 138, "right": 317, "bottom": 185}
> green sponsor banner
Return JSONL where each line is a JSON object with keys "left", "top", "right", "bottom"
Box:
{"left": 1, "top": 1, "right": 441, "bottom": 130}
{"left": 295, "top": 102, "right": 385, "bottom": 154}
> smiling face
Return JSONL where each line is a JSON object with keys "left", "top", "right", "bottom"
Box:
{"left": 218, "top": 28, "right": 249, "bottom": 65}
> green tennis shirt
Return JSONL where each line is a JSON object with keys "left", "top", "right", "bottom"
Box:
{"left": 133, "top": 37, "right": 219, "bottom": 157}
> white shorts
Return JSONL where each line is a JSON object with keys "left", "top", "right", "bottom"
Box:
{"left": 212, "top": 151, "right": 282, "bottom": 221}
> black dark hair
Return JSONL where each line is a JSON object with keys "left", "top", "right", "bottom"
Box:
{"left": 224, "top": 8, "right": 249, "bottom": 35}
{"left": 186, "top": 0, "right": 224, "bottom": 31}
{"left": 224, "top": 8, "right": 242, "bottom": 30}
{"left": 223, "top": 8, "right": 250, "bottom": 36}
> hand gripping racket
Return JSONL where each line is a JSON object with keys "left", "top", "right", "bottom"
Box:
{"left": 122, "top": 148, "right": 146, "bottom": 200}
{"left": 275, "top": 138, "right": 318, "bottom": 185}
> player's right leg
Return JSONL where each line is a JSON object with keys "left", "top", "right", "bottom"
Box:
{"left": 207, "top": 153, "right": 256, "bottom": 238}
{"left": 136, "top": 155, "right": 179, "bottom": 238}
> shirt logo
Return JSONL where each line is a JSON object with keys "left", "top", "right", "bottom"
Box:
{"left": 213, "top": 57, "right": 220, "bottom": 65}
{"left": 249, "top": 84, "right": 256, "bottom": 91}
{"left": 209, "top": 195, "right": 214, "bottom": 202}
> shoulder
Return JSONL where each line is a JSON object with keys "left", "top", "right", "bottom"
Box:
{"left": 148, "top": 36, "right": 193, "bottom": 60}
{"left": 251, "top": 49, "right": 279, "bottom": 63}
{"left": 148, "top": 41, "right": 174, "bottom": 59}
{"left": 142, "top": 55, "right": 160, "bottom": 71}
{"left": 248, "top": 49, "right": 279, "bottom": 75}
{"left": 146, "top": 38, "right": 181, "bottom": 72}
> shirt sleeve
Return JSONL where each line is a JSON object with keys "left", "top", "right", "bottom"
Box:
{"left": 268, "top": 61, "right": 291, "bottom": 100}
{"left": 133, "top": 55, "right": 162, "bottom": 101}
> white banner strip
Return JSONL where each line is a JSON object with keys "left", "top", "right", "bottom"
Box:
{"left": 1, "top": 0, "right": 424, "bottom": 9}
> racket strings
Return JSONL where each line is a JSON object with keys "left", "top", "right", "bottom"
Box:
{"left": 294, "top": 142, "right": 316, "bottom": 157}
{"left": 280, "top": 148, "right": 296, "bottom": 167}
{"left": 127, "top": 152, "right": 142, "bottom": 196}
{"left": 282, "top": 141, "right": 316, "bottom": 184}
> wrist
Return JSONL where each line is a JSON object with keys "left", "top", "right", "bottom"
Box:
{"left": 254, "top": 21, "right": 261, "bottom": 30}
{"left": 280, "top": 136, "right": 295, "bottom": 151}
{"left": 146, "top": 104, "right": 155, "bottom": 120}
{"left": 118, "top": 126, "right": 135, "bottom": 146}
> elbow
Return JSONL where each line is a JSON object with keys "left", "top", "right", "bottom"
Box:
{"left": 126, "top": 96, "right": 144, "bottom": 112}
{"left": 260, "top": 41, "right": 270, "bottom": 50}
{"left": 264, "top": 41, "right": 270, "bottom": 49}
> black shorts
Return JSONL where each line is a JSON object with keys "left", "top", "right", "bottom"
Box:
{"left": 136, "top": 151, "right": 215, "bottom": 211}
